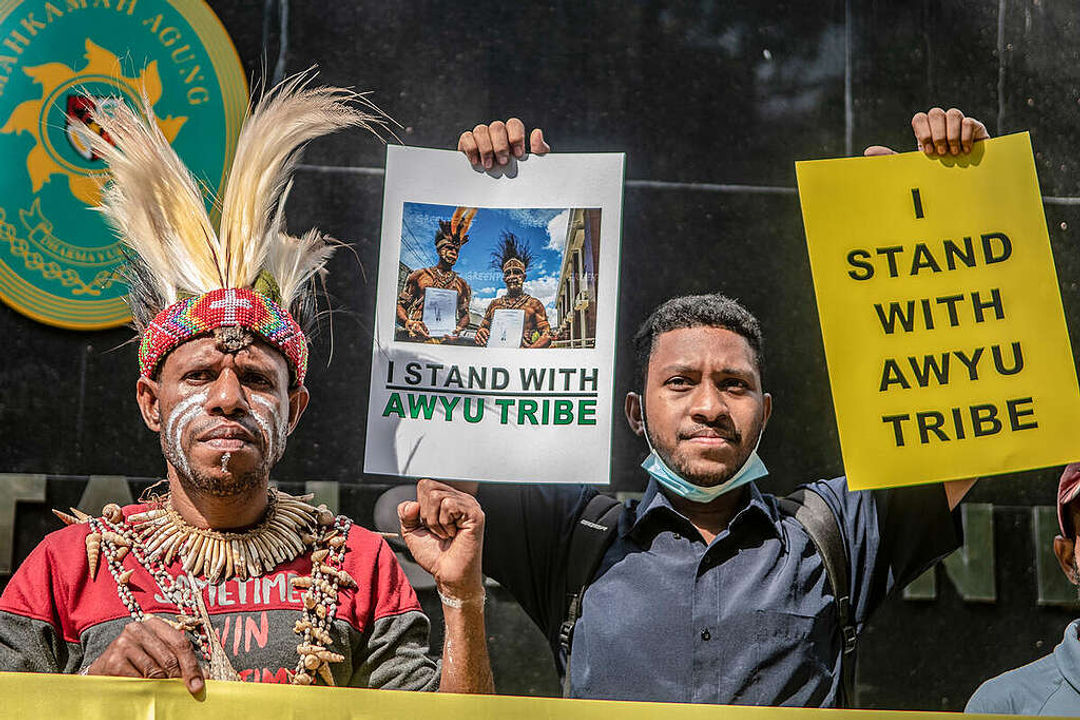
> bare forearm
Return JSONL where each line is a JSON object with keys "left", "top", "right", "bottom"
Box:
{"left": 402, "top": 479, "right": 491, "bottom": 692}
{"left": 438, "top": 599, "right": 493, "bottom": 693}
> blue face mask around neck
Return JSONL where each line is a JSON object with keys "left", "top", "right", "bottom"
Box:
{"left": 639, "top": 411, "right": 768, "bottom": 504}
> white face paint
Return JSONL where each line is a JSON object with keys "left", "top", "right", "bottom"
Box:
{"left": 163, "top": 391, "right": 208, "bottom": 480}
{"left": 251, "top": 394, "right": 289, "bottom": 464}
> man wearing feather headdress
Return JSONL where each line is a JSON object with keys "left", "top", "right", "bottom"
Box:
{"left": 475, "top": 232, "right": 551, "bottom": 348}
{"left": 0, "top": 78, "right": 492, "bottom": 695}
{"left": 396, "top": 207, "right": 475, "bottom": 343}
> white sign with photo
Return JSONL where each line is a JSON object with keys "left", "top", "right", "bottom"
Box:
{"left": 364, "top": 145, "right": 625, "bottom": 485}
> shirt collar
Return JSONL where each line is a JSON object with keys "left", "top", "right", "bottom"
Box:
{"left": 1054, "top": 619, "right": 1080, "bottom": 693}
{"left": 629, "top": 477, "right": 782, "bottom": 544}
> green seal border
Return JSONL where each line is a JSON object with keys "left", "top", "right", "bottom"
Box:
{"left": 0, "top": 0, "right": 248, "bottom": 331}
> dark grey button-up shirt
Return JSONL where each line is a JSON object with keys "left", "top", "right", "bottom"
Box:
{"left": 480, "top": 475, "right": 961, "bottom": 707}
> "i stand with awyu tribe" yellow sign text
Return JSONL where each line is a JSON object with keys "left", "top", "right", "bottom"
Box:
{"left": 796, "top": 133, "right": 1080, "bottom": 490}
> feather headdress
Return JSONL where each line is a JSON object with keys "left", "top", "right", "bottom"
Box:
{"left": 491, "top": 232, "right": 533, "bottom": 273}
{"left": 87, "top": 73, "right": 386, "bottom": 385}
{"left": 435, "top": 206, "right": 476, "bottom": 250}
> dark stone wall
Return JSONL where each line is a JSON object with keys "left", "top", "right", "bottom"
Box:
{"left": 2, "top": 0, "right": 1080, "bottom": 710}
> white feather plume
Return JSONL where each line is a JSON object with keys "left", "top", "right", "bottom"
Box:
{"left": 88, "top": 97, "right": 222, "bottom": 306}
{"left": 271, "top": 227, "right": 337, "bottom": 310}
{"left": 87, "top": 72, "right": 386, "bottom": 330}
{"left": 218, "top": 73, "right": 386, "bottom": 309}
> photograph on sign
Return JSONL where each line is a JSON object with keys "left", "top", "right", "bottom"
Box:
{"left": 395, "top": 202, "right": 602, "bottom": 349}
{"left": 365, "top": 146, "right": 624, "bottom": 485}
{"left": 796, "top": 133, "right": 1080, "bottom": 490}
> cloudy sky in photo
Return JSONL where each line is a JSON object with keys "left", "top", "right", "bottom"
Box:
{"left": 399, "top": 203, "right": 572, "bottom": 322}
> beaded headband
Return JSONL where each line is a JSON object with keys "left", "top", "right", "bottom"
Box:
{"left": 502, "top": 258, "right": 526, "bottom": 272}
{"left": 139, "top": 288, "right": 308, "bottom": 386}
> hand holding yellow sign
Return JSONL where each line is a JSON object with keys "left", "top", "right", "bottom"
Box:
{"left": 796, "top": 133, "right": 1080, "bottom": 490}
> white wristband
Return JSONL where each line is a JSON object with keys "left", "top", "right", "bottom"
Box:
{"left": 437, "top": 588, "right": 485, "bottom": 609}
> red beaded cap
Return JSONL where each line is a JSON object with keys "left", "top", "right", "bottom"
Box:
{"left": 138, "top": 288, "right": 308, "bottom": 385}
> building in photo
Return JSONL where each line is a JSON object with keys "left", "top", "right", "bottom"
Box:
{"left": 553, "top": 208, "right": 601, "bottom": 348}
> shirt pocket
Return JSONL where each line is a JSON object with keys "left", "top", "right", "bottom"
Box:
{"left": 748, "top": 609, "right": 836, "bottom": 703}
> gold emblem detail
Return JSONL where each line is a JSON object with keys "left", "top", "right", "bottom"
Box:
{"left": 1, "top": 38, "right": 187, "bottom": 206}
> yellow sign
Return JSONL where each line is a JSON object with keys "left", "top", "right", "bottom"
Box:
{"left": 0, "top": 672, "right": 1014, "bottom": 719}
{"left": 796, "top": 133, "right": 1080, "bottom": 490}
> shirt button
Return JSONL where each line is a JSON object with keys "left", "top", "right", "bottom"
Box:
{"left": 701, "top": 629, "right": 711, "bottom": 641}
{"left": 673, "top": 533, "right": 681, "bottom": 540}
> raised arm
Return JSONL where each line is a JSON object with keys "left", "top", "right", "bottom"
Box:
{"left": 945, "top": 478, "right": 978, "bottom": 510}
{"left": 399, "top": 479, "right": 491, "bottom": 693}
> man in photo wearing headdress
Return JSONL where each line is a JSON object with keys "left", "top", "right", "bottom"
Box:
{"left": 0, "top": 80, "right": 492, "bottom": 695}
{"left": 396, "top": 207, "right": 475, "bottom": 343}
{"left": 475, "top": 232, "right": 552, "bottom": 349}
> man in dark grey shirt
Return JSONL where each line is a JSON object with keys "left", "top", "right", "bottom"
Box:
{"left": 418, "top": 108, "right": 985, "bottom": 706}
{"left": 417, "top": 288, "right": 976, "bottom": 706}
{"left": 476, "top": 471, "right": 959, "bottom": 705}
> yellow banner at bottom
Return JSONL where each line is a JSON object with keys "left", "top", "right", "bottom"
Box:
{"left": 0, "top": 672, "right": 1021, "bottom": 719}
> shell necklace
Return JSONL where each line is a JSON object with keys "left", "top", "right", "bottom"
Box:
{"left": 62, "top": 490, "right": 357, "bottom": 685}
{"left": 125, "top": 490, "right": 329, "bottom": 584}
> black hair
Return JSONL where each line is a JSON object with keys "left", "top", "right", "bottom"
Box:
{"left": 490, "top": 231, "right": 533, "bottom": 271}
{"left": 631, "top": 293, "right": 764, "bottom": 390}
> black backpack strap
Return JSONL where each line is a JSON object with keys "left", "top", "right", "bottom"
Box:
{"left": 559, "top": 492, "right": 623, "bottom": 697}
{"left": 776, "top": 487, "right": 856, "bottom": 706}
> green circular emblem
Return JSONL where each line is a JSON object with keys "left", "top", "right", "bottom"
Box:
{"left": 0, "top": 0, "right": 247, "bottom": 329}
